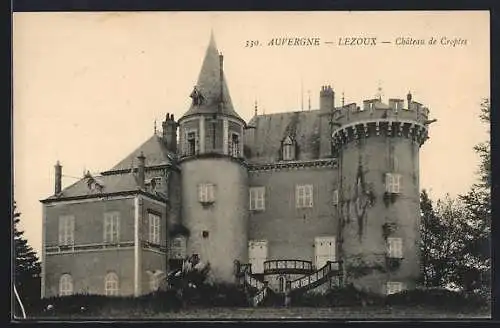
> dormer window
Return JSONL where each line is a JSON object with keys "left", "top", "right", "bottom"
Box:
{"left": 229, "top": 133, "right": 240, "bottom": 157}
{"left": 282, "top": 136, "right": 295, "bottom": 161}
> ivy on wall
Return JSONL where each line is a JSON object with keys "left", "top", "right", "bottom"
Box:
{"left": 353, "top": 160, "right": 376, "bottom": 240}
{"left": 344, "top": 254, "right": 387, "bottom": 281}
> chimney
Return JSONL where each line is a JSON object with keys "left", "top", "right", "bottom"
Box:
{"left": 137, "top": 152, "right": 145, "bottom": 189}
{"left": 162, "top": 113, "right": 178, "bottom": 153}
{"left": 54, "top": 160, "right": 62, "bottom": 195}
{"left": 407, "top": 91, "right": 412, "bottom": 109}
{"left": 319, "top": 85, "right": 335, "bottom": 111}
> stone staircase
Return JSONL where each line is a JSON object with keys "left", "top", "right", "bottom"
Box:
{"left": 289, "top": 261, "right": 343, "bottom": 294}
{"left": 235, "top": 260, "right": 343, "bottom": 306}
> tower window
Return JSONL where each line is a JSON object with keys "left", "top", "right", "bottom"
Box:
{"left": 104, "top": 272, "right": 119, "bottom": 296}
{"left": 386, "top": 281, "right": 404, "bottom": 295}
{"left": 59, "top": 274, "right": 73, "bottom": 296}
{"left": 58, "top": 215, "right": 75, "bottom": 246}
{"left": 104, "top": 212, "right": 120, "bottom": 243}
{"left": 148, "top": 212, "right": 161, "bottom": 245}
{"left": 282, "top": 136, "right": 295, "bottom": 161}
{"left": 249, "top": 187, "right": 266, "bottom": 211}
{"left": 198, "top": 183, "right": 216, "bottom": 204}
{"left": 387, "top": 237, "right": 403, "bottom": 258}
{"left": 202, "top": 230, "right": 209, "bottom": 238}
{"left": 187, "top": 131, "right": 197, "bottom": 156}
{"left": 333, "top": 189, "right": 339, "bottom": 206}
{"left": 385, "top": 173, "right": 402, "bottom": 194}
{"left": 229, "top": 133, "right": 240, "bottom": 157}
{"left": 296, "top": 184, "right": 313, "bottom": 208}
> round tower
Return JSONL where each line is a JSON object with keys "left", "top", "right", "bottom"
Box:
{"left": 331, "top": 93, "right": 433, "bottom": 294}
{"left": 177, "top": 32, "right": 248, "bottom": 283}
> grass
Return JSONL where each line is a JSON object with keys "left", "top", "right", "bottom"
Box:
{"left": 17, "top": 286, "right": 491, "bottom": 320}
{"left": 26, "top": 305, "right": 490, "bottom": 320}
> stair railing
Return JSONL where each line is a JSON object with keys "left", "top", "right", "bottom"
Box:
{"left": 244, "top": 272, "right": 265, "bottom": 290}
{"left": 289, "top": 260, "right": 342, "bottom": 292}
{"left": 252, "top": 285, "right": 268, "bottom": 307}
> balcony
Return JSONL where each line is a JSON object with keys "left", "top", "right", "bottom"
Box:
{"left": 263, "top": 259, "right": 313, "bottom": 274}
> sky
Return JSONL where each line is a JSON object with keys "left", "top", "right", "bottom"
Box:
{"left": 13, "top": 11, "right": 490, "bottom": 257}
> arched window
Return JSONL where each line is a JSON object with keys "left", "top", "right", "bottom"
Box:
{"left": 282, "top": 136, "right": 295, "bottom": 161}
{"left": 104, "top": 272, "right": 119, "bottom": 296}
{"left": 59, "top": 274, "right": 73, "bottom": 296}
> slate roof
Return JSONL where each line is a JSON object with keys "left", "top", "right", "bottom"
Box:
{"left": 244, "top": 110, "right": 323, "bottom": 164}
{"left": 42, "top": 134, "right": 174, "bottom": 202}
{"left": 106, "top": 134, "right": 174, "bottom": 172}
{"left": 42, "top": 173, "right": 140, "bottom": 201}
{"left": 180, "top": 32, "right": 243, "bottom": 121}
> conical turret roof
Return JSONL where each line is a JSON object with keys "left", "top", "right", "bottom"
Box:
{"left": 180, "top": 32, "right": 243, "bottom": 121}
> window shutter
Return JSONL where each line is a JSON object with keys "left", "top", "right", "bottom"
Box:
{"left": 115, "top": 214, "right": 120, "bottom": 242}
{"left": 295, "top": 186, "right": 301, "bottom": 208}
{"left": 103, "top": 216, "right": 108, "bottom": 242}
{"left": 250, "top": 189, "right": 256, "bottom": 210}
{"left": 260, "top": 188, "right": 265, "bottom": 210}
{"left": 385, "top": 173, "right": 391, "bottom": 193}
{"left": 308, "top": 186, "right": 313, "bottom": 207}
{"left": 195, "top": 132, "right": 199, "bottom": 154}
{"left": 58, "top": 218, "right": 64, "bottom": 244}
{"left": 209, "top": 184, "right": 215, "bottom": 202}
{"left": 333, "top": 189, "right": 339, "bottom": 205}
{"left": 395, "top": 174, "right": 401, "bottom": 194}
{"left": 182, "top": 130, "right": 188, "bottom": 156}
{"left": 198, "top": 184, "right": 204, "bottom": 202}
{"left": 69, "top": 216, "right": 75, "bottom": 243}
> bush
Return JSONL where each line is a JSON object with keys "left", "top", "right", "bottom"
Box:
{"left": 181, "top": 282, "right": 249, "bottom": 307}
{"left": 386, "top": 288, "right": 489, "bottom": 309}
{"left": 292, "top": 284, "right": 385, "bottom": 307}
{"left": 28, "top": 291, "right": 182, "bottom": 318}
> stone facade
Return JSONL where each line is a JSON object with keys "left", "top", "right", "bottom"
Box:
{"left": 40, "top": 33, "right": 432, "bottom": 298}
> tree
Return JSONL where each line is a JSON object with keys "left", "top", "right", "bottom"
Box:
{"left": 13, "top": 201, "right": 41, "bottom": 313}
{"left": 420, "top": 191, "right": 469, "bottom": 288}
{"left": 420, "top": 98, "right": 491, "bottom": 294}
{"left": 457, "top": 98, "right": 491, "bottom": 293}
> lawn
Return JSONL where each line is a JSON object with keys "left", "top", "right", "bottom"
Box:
{"left": 26, "top": 305, "right": 490, "bottom": 320}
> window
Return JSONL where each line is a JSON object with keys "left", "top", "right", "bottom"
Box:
{"left": 249, "top": 187, "right": 265, "bottom": 211}
{"left": 59, "top": 274, "right": 73, "bottom": 296}
{"left": 385, "top": 173, "right": 402, "bottom": 193}
{"left": 148, "top": 213, "right": 161, "bottom": 244}
{"left": 333, "top": 189, "right": 339, "bottom": 206}
{"left": 229, "top": 133, "right": 240, "bottom": 157}
{"left": 187, "top": 131, "right": 197, "bottom": 156}
{"left": 171, "top": 237, "right": 186, "bottom": 259}
{"left": 104, "top": 212, "right": 120, "bottom": 243}
{"left": 282, "top": 136, "right": 295, "bottom": 161}
{"left": 387, "top": 237, "right": 403, "bottom": 258}
{"left": 315, "top": 236, "right": 336, "bottom": 269}
{"left": 198, "top": 183, "right": 215, "bottom": 203}
{"left": 58, "top": 216, "right": 75, "bottom": 246}
{"left": 296, "top": 184, "right": 313, "bottom": 208}
{"left": 386, "top": 281, "right": 404, "bottom": 295}
{"left": 104, "top": 272, "right": 119, "bottom": 296}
